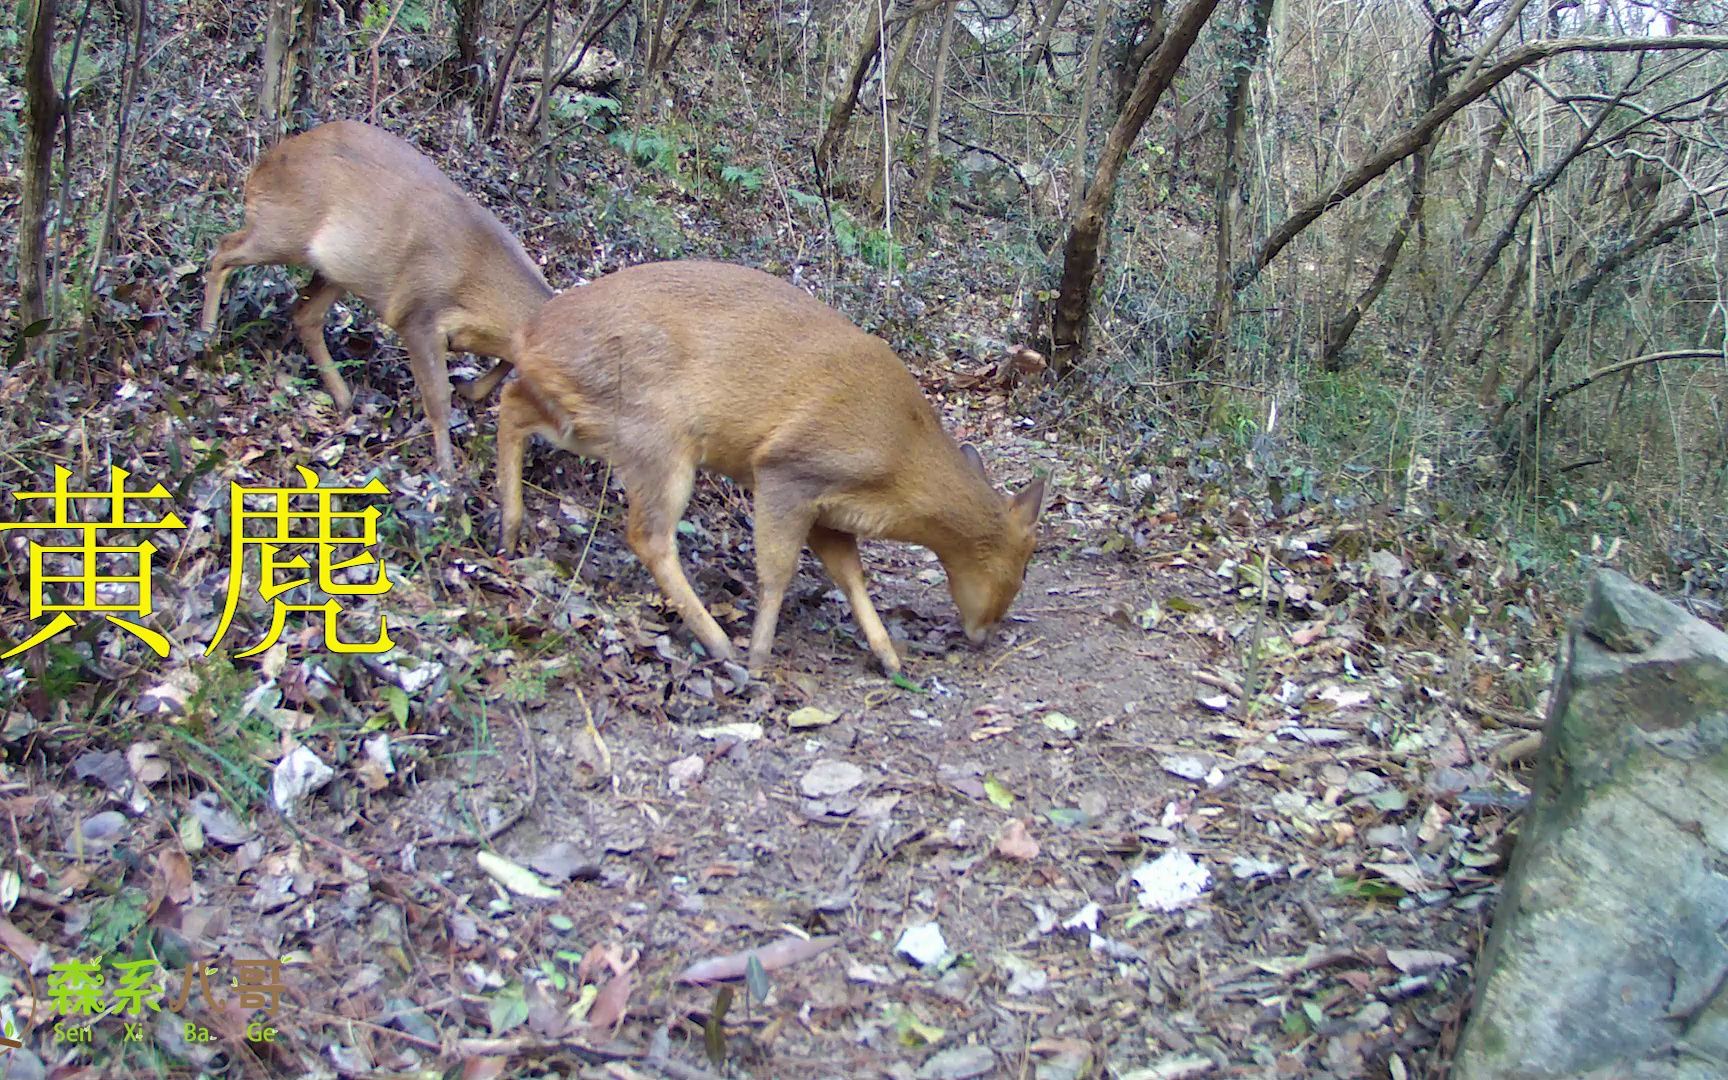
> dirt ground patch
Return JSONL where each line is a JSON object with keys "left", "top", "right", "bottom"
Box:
{"left": 4, "top": 412, "right": 1510, "bottom": 1076}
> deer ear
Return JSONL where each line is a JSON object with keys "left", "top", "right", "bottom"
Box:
{"left": 960, "top": 443, "right": 987, "bottom": 478}
{"left": 1010, "top": 475, "right": 1047, "bottom": 527}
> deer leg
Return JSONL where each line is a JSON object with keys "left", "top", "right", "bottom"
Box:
{"left": 807, "top": 524, "right": 900, "bottom": 674}
{"left": 400, "top": 316, "right": 457, "bottom": 474}
{"left": 292, "top": 273, "right": 351, "bottom": 411}
{"left": 745, "top": 481, "right": 818, "bottom": 674}
{"left": 497, "top": 380, "right": 541, "bottom": 553}
{"left": 201, "top": 226, "right": 275, "bottom": 334}
{"left": 622, "top": 459, "right": 734, "bottom": 662}
{"left": 456, "top": 359, "right": 514, "bottom": 403}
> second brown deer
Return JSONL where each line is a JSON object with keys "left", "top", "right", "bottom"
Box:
{"left": 201, "top": 120, "right": 553, "bottom": 474}
{"left": 499, "top": 260, "right": 1047, "bottom": 676}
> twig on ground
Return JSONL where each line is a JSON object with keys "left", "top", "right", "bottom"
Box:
{"left": 421, "top": 706, "right": 539, "bottom": 847}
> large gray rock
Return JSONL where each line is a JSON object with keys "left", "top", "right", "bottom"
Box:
{"left": 1455, "top": 570, "right": 1728, "bottom": 1080}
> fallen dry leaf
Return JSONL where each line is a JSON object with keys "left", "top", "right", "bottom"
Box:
{"left": 584, "top": 969, "right": 635, "bottom": 1034}
{"left": 158, "top": 848, "right": 194, "bottom": 905}
{"left": 0, "top": 917, "right": 47, "bottom": 972}
{"left": 995, "top": 818, "right": 1041, "bottom": 861}
{"left": 127, "top": 741, "right": 168, "bottom": 785}
{"left": 460, "top": 1057, "right": 510, "bottom": 1080}
{"left": 677, "top": 935, "right": 840, "bottom": 985}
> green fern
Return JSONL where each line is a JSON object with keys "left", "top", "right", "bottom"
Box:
{"left": 720, "top": 164, "right": 764, "bottom": 192}
{"left": 861, "top": 227, "right": 902, "bottom": 272}
{"left": 363, "top": 0, "right": 431, "bottom": 34}
{"left": 558, "top": 93, "right": 621, "bottom": 132}
{"left": 608, "top": 125, "right": 683, "bottom": 176}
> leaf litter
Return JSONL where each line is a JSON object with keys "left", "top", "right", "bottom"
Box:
{"left": 0, "top": 43, "right": 1587, "bottom": 1079}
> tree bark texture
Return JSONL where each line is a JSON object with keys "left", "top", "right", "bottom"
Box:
{"left": 1048, "top": 0, "right": 1224, "bottom": 370}
{"left": 456, "top": 0, "right": 485, "bottom": 90}
{"left": 19, "top": 0, "right": 60, "bottom": 333}
{"left": 1200, "top": 0, "right": 1275, "bottom": 369}
{"left": 1067, "top": 0, "right": 1112, "bottom": 217}
{"left": 815, "top": 0, "right": 943, "bottom": 181}
{"left": 915, "top": 0, "right": 957, "bottom": 200}
{"left": 261, "top": 0, "right": 317, "bottom": 135}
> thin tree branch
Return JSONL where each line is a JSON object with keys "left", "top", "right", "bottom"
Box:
{"left": 1234, "top": 34, "right": 1728, "bottom": 295}
{"left": 1541, "top": 349, "right": 1724, "bottom": 413}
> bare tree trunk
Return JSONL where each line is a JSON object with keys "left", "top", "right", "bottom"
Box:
{"left": 539, "top": 0, "right": 557, "bottom": 201}
{"left": 914, "top": 0, "right": 957, "bottom": 201}
{"left": 649, "top": 0, "right": 709, "bottom": 80}
{"left": 817, "top": 6, "right": 889, "bottom": 181}
{"left": 83, "top": 0, "right": 148, "bottom": 340}
{"left": 1318, "top": 9, "right": 1451, "bottom": 369}
{"left": 1460, "top": 116, "right": 1505, "bottom": 245}
{"left": 523, "top": 0, "right": 631, "bottom": 132}
{"left": 19, "top": 0, "right": 59, "bottom": 338}
{"left": 481, "top": 0, "right": 554, "bottom": 139}
{"left": 864, "top": 12, "right": 925, "bottom": 213}
{"left": 815, "top": 0, "right": 942, "bottom": 181}
{"left": 456, "top": 0, "right": 485, "bottom": 90}
{"left": 1466, "top": 230, "right": 1532, "bottom": 377}
{"left": 1320, "top": 147, "right": 1429, "bottom": 369}
{"left": 1229, "top": 34, "right": 1728, "bottom": 300}
{"left": 1495, "top": 192, "right": 1715, "bottom": 430}
{"left": 1111, "top": 0, "right": 1168, "bottom": 112}
{"left": 644, "top": 0, "right": 671, "bottom": 75}
{"left": 47, "top": 0, "right": 93, "bottom": 331}
{"left": 1199, "top": 0, "right": 1274, "bottom": 370}
{"left": 294, "top": 0, "right": 318, "bottom": 110}
{"left": 261, "top": 0, "right": 292, "bottom": 129}
{"left": 1047, "top": 0, "right": 1224, "bottom": 371}
{"left": 1067, "top": 0, "right": 1111, "bottom": 217}
{"left": 1028, "top": 0, "right": 1069, "bottom": 76}
{"left": 261, "top": 0, "right": 316, "bottom": 137}
{"left": 1431, "top": 78, "right": 1632, "bottom": 363}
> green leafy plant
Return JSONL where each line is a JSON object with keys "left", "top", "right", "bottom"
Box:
{"left": 720, "top": 163, "right": 764, "bottom": 192}
{"left": 3, "top": 317, "right": 54, "bottom": 367}
{"left": 704, "top": 985, "right": 733, "bottom": 1067}
{"left": 557, "top": 92, "right": 621, "bottom": 133}
{"left": 609, "top": 125, "right": 684, "bottom": 178}
{"left": 362, "top": 0, "right": 430, "bottom": 33}
{"left": 860, "top": 226, "right": 902, "bottom": 272}
{"left": 84, "top": 888, "right": 150, "bottom": 957}
{"left": 487, "top": 981, "right": 530, "bottom": 1035}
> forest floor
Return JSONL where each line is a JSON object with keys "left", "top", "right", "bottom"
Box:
{"left": 2, "top": 335, "right": 1548, "bottom": 1078}
{"left": 0, "top": 27, "right": 1566, "bottom": 1079}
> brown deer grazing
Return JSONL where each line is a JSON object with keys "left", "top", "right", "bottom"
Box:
{"left": 201, "top": 120, "right": 553, "bottom": 473}
{"left": 498, "top": 260, "right": 1047, "bottom": 675}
